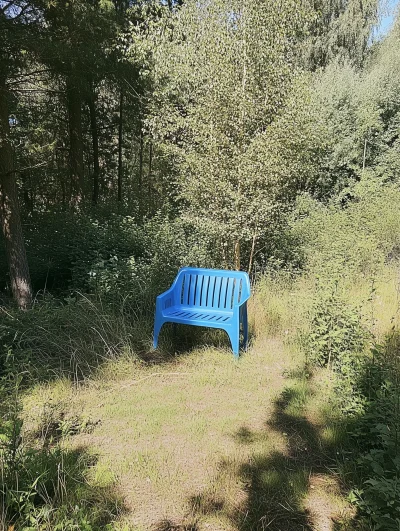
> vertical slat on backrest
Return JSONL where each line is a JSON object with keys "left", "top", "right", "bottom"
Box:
{"left": 183, "top": 273, "right": 190, "bottom": 305}
{"left": 233, "top": 278, "right": 242, "bottom": 306}
{"left": 201, "top": 276, "right": 209, "bottom": 307}
{"left": 194, "top": 274, "right": 203, "bottom": 306}
{"left": 177, "top": 273, "right": 184, "bottom": 305}
{"left": 207, "top": 276, "right": 216, "bottom": 308}
{"left": 230, "top": 279, "right": 236, "bottom": 308}
{"left": 213, "top": 277, "right": 222, "bottom": 308}
{"left": 188, "top": 274, "right": 197, "bottom": 306}
{"left": 225, "top": 277, "right": 234, "bottom": 309}
{"left": 219, "top": 277, "right": 228, "bottom": 308}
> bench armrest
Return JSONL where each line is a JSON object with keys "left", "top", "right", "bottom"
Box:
{"left": 233, "top": 294, "right": 250, "bottom": 313}
{"left": 232, "top": 297, "right": 248, "bottom": 318}
{"left": 238, "top": 295, "right": 250, "bottom": 306}
{"left": 156, "top": 286, "right": 176, "bottom": 311}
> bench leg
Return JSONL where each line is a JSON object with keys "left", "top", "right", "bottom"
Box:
{"left": 227, "top": 326, "right": 240, "bottom": 359}
{"left": 153, "top": 317, "right": 164, "bottom": 349}
{"left": 242, "top": 304, "right": 248, "bottom": 350}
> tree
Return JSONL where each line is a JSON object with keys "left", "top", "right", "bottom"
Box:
{"left": 33, "top": 0, "right": 117, "bottom": 206}
{"left": 0, "top": 2, "right": 34, "bottom": 308}
{"left": 310, "top": 60, "right": 362, "bottom": 196}
{"left": 355, "top": 16, "right": 400, "bottom": 184}
{"left": 305, "top": 0, "right": 380, "bottom": 70}
{"left": 143, "top": 0, "right": 313, "bottom": 270}
{"left": 307, "top": 14, "right": 400, "bottom": 198}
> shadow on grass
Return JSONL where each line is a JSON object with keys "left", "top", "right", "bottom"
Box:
{"left": 152, "top": 340, "right": 400, "bottom": 531}
{"left": 0, "top": 444, "right": 126, "bottom": 530}
{"left": 151, "top": 322, "right": 253, "bottom": 364}
{"left": 176, "top": 379, "right": 352, "bottom": 531}
{"left": 139, "top": 323, "right": 210, "bottom": 363}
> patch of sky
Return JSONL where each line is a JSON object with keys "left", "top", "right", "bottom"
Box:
{"left": 375, "top": 0, "right": 399, "bottom": 39}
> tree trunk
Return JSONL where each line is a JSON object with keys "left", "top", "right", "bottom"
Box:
{"left": 21, "top": 171, "right": 33, "bottom": 213}
{"left": 118, "top": 88, "right": 123, "bottom": 203}
{"left": 234, "top": 240, "right": 241, "bottom": 271}
{"left": 148, "top": 141, "right": 153, "bottom": 213}
{"left": 0, "top": 75, "right": 32, "bottom": 309}
{"left": 66, "top": 75, "right": 84, "bottom": 206}
{"left": 88, "top": 91, "right": 100, "bottom": 205}
{"left": 138, "top": 129, "right": 143, "bottom": 219}
{"left": 248, "top": 233, "right": 257, "bottom": 276}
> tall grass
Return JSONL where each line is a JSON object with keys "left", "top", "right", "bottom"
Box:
{"left": 0, "top": 293, "right": 155, "bottom": 385}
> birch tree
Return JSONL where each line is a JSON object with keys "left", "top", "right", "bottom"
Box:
{"left": 144, "top": 0, "right": 317, "bottom": 270}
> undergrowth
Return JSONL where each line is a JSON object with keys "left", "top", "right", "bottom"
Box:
{"left": 0, "top": 355, "right": 125, "bottom": 531}
{"left": 299, "top": 186, "right": 400, "bottom": 530}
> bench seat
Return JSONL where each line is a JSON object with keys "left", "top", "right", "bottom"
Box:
{"left": 162, "top": 306, "right": 234, "bottom": 326}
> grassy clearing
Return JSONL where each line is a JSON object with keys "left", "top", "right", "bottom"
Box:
{"left": 14, "top": 190, "right": 400, "bottom": 530}
{"left": 23, "top": 344, "right": 290, "bottom": 529}
{"left": 20, "top": 270, "right": 383, "bottom": 531}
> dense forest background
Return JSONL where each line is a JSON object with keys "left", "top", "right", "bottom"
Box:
{"left": 3, "top": 1, "right": 400, "bottom": 530}
{"left": 1, "top": 0, "right": 395, "bottom": 308}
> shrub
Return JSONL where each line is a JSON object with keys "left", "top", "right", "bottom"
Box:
{"left": 306, "top": 282, "right": 367, "bottom": 370}
{"left": 293, "top": 186, "right": 400, "bottom": 280}
{"left": 347, "top": 334, "right": 400, "bottom": 530}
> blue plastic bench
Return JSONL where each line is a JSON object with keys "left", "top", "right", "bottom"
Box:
{"left": 153, "top": 267, "right": 251, "bottom": 357}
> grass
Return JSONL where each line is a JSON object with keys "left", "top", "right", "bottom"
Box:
{"left": 23, "top": 345, "right": 289, "bottom": 529}
{"left": 18, "top": 270, "right": 371, "bottom": 531}
{"left": 0, "top": 432, "right": 125, "bottom": 530}
{"left": 8, "top": 241, "right": 399, "bottom": 530}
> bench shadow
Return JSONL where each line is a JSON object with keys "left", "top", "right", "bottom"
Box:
{"left": 149, "top": 322, "right": 253, "bottom": 364}
{"left": 140, "top": 323, "right": 210, "bottom": 363}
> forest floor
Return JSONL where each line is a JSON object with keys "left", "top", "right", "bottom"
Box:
{"left": 22, "top": 318, "right": 354, "bottom": 531}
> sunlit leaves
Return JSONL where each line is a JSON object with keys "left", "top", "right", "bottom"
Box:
{"left": 137, "top": 0, "right": 314, "bottom": 268}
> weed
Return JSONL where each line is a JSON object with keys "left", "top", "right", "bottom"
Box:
{"left": 307, "top": 281, "right": 368, "bottom": 371}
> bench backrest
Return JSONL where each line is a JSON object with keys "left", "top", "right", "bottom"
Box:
{"left": 173, "top": 268, "right": 250, "bottom": 310}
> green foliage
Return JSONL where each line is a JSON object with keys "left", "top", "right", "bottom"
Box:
{"left": 143, "top": 0, "right": 315, "bottom": 269}
{"left": 0, "top": 356, "right": 122, "bottom": 531}
{"left": 1, "top": 441, "right": 121, "bottom": 530}
{"left": 304, "top": 0, "right": 379, "bottom": 69}
{"left": 344, "top": 336, "right": 400, "bottom": 530}
{"left": 79, "top": 213, "right": 208, "bottom": 310}
{"left": 293, "top": 185, "right": 400, "bottom": 279}
{"left": 0, "top": 209, "right": 192, "bottom": 305}
{"left": 308, "top": 22, "right": 400, "bottom": 199}
{"left": 307, "top": 282, "right": 367, "bottom": 370}
{"left": 296, "top": 185, "right": 400, "bottom": 529}
{"left": 309, "top": 61, "right": 363, "bottom": 196}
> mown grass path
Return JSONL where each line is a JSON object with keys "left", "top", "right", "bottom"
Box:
{"left": 31, "top": 330, "right": 351, "bottom": 531}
